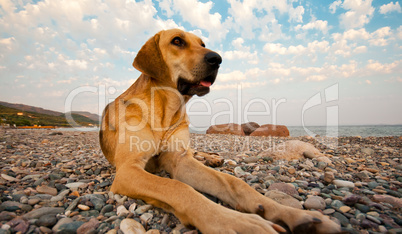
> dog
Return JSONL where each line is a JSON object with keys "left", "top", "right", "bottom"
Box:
{"left": 99, "top": 29, "right": 341, "bottom": 233}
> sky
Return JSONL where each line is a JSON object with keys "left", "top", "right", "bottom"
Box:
{"left": 0, "top": 0, "right": 401, "bottom": 130}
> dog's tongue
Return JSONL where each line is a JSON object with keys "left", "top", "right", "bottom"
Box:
{"left": 199, "top": 80, "right": 212, "bottom": 87}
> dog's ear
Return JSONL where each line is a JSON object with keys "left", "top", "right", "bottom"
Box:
{"left": 133, "top": 32, "right": 168, "bottom": 79}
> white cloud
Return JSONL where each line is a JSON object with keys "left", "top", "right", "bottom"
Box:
{"left": 339, "top": 0, "right": 374, "bottom": 29}
{"left": 353, "top": 45, "right": 367, "bottom": 53}
{"left": 218, "top": 70, "right": 247, "bottom": 82}
{"left": 223, "top": 38, "right": 258, "bottom": 63}
{"left": 365, "top": 60, "right": 401, "bottom": 74}
{"left": 397, "top": 26, "right": 402, "bottom": 40}
{"left": 227, "top": 0, "right": 307, "bottom": 41}
{"left": 295, "top": 20, "right": 328, "bottom": 34}
{"left": 369, "top": 27, "right": 392, "bottom": 46}
{"left": 212, "top": 81, "right": 267, "bottom": 90}
{"left": 379, "top": 2, "right": 401, "bottom": 14}
{"left": 263, "top": 40, "right": 329, "bottom": 56}
{"left": 263, "top": 43, "right": 287, "bottom": 55}
{"left": 289, "top": 5, "right": 304, "bottom": 23}
{"left": 365, "top": 80, "right": 371, "bottom": 84}
{"left": 329, "top": 0, "right": 342, "bottom": 14}
{"left": 159, "top": 0, "right": 174, "bottom": 17}
{"left": 168, "top": 0, "right": 227, "bottom": 43}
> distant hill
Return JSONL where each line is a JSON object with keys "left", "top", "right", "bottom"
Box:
{"left": 66, "top": 111, "right": 100, "bottom": 122}
{"left": 0, "top": 101, "right": 63, "bottom": 116}
{"left": 0, "top": 101, "right": 100, "bottom": 127}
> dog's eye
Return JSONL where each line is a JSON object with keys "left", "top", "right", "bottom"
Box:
{"left": 171, "top": 37, "right": 184, "bottom": 47}
{"left": 201, "top": 43, "right": 205, "bottom": 47}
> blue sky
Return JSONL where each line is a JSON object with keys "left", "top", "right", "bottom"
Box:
{"left": 0, "top": 0, "right": 401, "bottom": 129}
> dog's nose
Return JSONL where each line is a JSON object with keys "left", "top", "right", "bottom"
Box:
{"left": 204, "top": 52, "right": 222, "bottom": 67}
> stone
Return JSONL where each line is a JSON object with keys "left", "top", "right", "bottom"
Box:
{"left": 367, "top": 181, "right": 379, "bottom": 189}
{"left": 83, "top": 194, "right": 106, "bottom": 211}
{"left": 324, "top": 172, "right": 335, "bottom": 183}
{"left": 65, "top": 182, "right": 86, "bottom": 189}
{"left": 317, "top": 156, "right": 332, "bottom": 165}
{"left": 140, "top": 213, "right": 153, "bottom": 223}
{"left": 117, "top": 205, "right": 129, "bottom": 216}
{"left": 361, "top": 148, "right": 374, "bottom": 155}
{"left": 146, "top": 230, "right": 160, "bottom": 234}
{"left": 1, "top": 174, "right": 20, "bottom": 182}
{"left": 78, "top": 204, "right": 90, "bottom": 211}
{"left": 6, "top": 217, "right": 29, "bottom": 233}
{"left": 268, "top": 183, "right": 298, "bottom": 196}
{"left": 23, "top": 207, "right": 64, "bottom": 219}
{"left": 40, "top": 226, "right": 53, "bottom": 233}
{"left": 77, "top": 218, "right": 100, "bottom": 234}
{"left": 243, "top": 156, "right": 259, "bottom": 163}
{"left": 50, "top": 189, "right": 70, "bottom": 202}
{"left": 323, "top": 208, "right": 335, "bottom": 215}
{"left": 241, "top": 122, "right": 260, "bottom": 135}
{"left": 331, "top": 200, "right": 345, "bottom": 209}
{"left": 36, "top": 185, "right": 58, "bottom": 196}
{"left": 339, "top": 206, "right": 351, "bottom": 213}
{"left": 0, "top": 211, "right": 16, "bottom": 222}
{"left": 101, "top": 204, "right": 114, "bottom": 215}
{"left": 343, "top": 194, "right": 361, "bottom": 206}
{"left": 250, "top": 124, "right": 289, "bottom": 137}
{"left": 52, "top": 217, "right": 73, "bottom": 233}
{"left": 0, "top": 201, "right": 31, "bottom": 212}
{"left": 57, "top": 221, "right": 85, "bottom": 233}
{"left": 304, "top": 196, "right": 326, "bottom": 210}
{"left": 333, "top": 212, "right": 349, "bottom": 227}
{"left": 303, "top": 151, "right": 316, "bottom": 159}
{"left": 372, "top": 195, "right": 402, "bottom": 208}
{"left": 65, "top": 197, "right": 81, "bottom": 213}
{"left": 265, "top": 190, "right": 303, "bottom": 209}
{"left": 135, "top": 205, "right": 153, "bottom": 215}
{"left": 333, "top": 180, "right": 354, "bottom": 188}
{"left": 206, "top": 123, "right": 245, "bottom": 136}
{"left": 288, "top": 167, "right": 296, "bottom": 174}
{"left": 120, "top": 218, "right": 146, "bottom": 234}
{"left": 36, "top": 214, "right": 58, "bottom": 227}
{"left": 355, "top": 204, "right": 370, "bottom": 213}
{"left": 234, "top": 167, "right": 249, "bottom": 177}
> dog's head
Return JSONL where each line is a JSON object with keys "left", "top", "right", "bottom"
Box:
{"left": 133, "top": 29, "right": 222, "bottom": 97}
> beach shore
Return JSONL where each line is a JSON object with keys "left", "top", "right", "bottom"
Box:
{"left": 0, "top": 129, "right": 401, "bottom": 233}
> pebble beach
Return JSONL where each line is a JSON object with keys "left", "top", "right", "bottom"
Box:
{"left": 0, "top": 129, "right": 401, "bottom": 234}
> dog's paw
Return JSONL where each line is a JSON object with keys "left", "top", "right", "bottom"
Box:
{"left": 205, "top": 157, "right": 224, "bottom": 167}
{"left": 203, "top": 209, "right": 285, "bottom": 234}
{"left": 193, "top": 151, "right": 224, "bottom": 167}
{"left": 276, "top": 209, "right": 341, "bottom": 234}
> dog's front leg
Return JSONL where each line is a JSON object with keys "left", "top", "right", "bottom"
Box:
{"left": 160, "top": 151, "right": 342, "bottom": 233}
{"left": 111, "top": 155, "right": 283, "bottom": 234}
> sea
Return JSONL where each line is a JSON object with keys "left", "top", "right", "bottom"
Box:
{"left": 55, "top": 125, "right": 402, "bottom": 137}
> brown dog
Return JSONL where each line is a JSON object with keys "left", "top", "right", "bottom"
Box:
{"left": 99, "top": 29, "right": 341, "bottom": 233}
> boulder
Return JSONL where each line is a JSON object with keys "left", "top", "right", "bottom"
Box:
{"left": 250, "top": 124, "right": 289, "bottom": 137}
{"left": 206, "top": 123, "right": 245, "bottom": 136}
{"left": 241, "top": 122, "right": 260, "bottom": 135}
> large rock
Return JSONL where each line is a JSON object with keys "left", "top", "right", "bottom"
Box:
{"left": 206, "top": 123, "right": 245, "bottom": 136}
{"left": 241, "top": 122, "right": 260, "bottom": 135}
{"left": 250, "top": 124, "right": 289, "bottom": 137}
{"left": 372, "top": 195, "right": 402, "bottom": 208}
{"left": 304, "top": 196, "right": 326, "bottom": 210}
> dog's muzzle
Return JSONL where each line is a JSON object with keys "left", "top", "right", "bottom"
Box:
{"left": 177, "top": 52, "right": 222, "bottom": 97}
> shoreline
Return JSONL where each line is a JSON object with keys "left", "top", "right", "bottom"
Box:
{"left": 0, "top": 129, "right": 401, "bottom": 233}
{"left": 2, "top": 126, "right": 402, "bottom": 138}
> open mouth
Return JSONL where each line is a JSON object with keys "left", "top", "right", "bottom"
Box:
{"left": 177, "top": 72, "right": 217, "bottom": 96}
